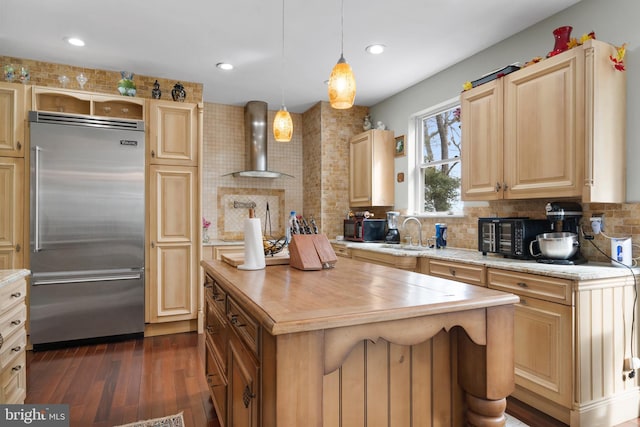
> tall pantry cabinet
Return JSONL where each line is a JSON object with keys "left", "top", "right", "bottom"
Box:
{"left": 146, "top": 99, "right": 203, "bottom": 334}
{"left": 0, "top": 82, "right": 28, "bottom": 270}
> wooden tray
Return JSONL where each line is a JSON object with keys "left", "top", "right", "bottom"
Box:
{"left": 221, "top": 252, "right": 290, "bottom": 267}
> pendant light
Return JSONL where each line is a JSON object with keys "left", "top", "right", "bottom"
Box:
{"left": 328, "top": 0, "right": 356, "bottom": 109}
{"left": 273, "top": 0, "right": 293, "bottom": 142}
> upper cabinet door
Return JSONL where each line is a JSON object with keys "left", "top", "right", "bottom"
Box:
{"left": 461, "top": 79, "right": 504, "bottom": 201}
{"left": 0, "top": 83, "right": 25, "bottom": 157}
{"left": 503, "top": 49, "right": 584, "bottom": 199}
{"left": 349, "top": 130, "right": 394, "bottom": 207}
{"left": 148, "top": 100, "right": 198, "bottom": 166}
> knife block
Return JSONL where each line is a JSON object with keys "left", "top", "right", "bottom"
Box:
{"left": 288, "top": 234, "right": 337, "bottom": 271}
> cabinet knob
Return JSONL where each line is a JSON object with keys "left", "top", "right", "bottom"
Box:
{"left": 517, "top": 282, "right": 528, "bottom": 288}
{"left": 495, "top": 182, "right": 502, "bottom": 192}
{"left": 449, "top": 268, "right": 456, "bottom": 277}
{"left": 17, "top": 141, "right": 22, "bottom": 150}
{"left": 15, "top": 243, "right": 20, "bottom": 253}
{"left": 151, "top": 241, "right": 155, "bottom": 248}
{"left": 151, "top": 150, "right": 155, "bottom": 158}
{"left": 503, "top": 182, "right": 509, "bottom": 191}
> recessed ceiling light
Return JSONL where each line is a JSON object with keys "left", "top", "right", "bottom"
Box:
{"left": 65, "top": 37, "right": 85, "bottom": 47}
{"left": 365, "top": 44, "right": 385, "bottom": 55}
{"left": 216, "top": 62, "right": 234, "bottom": 71}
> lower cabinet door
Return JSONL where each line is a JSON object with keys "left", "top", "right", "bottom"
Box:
{"left": 228, "top": 334, "right": 259, "bottom": 427}
{"left": 514, "top": 295, "right": 572, "bottom": 407}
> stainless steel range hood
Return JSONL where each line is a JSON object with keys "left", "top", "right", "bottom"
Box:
{"left": 226, "top": 100, "right": 292, "bottom": 178}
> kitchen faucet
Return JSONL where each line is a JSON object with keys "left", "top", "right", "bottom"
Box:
{"left": 402, "top": 217, "right": 423, "bottom": 247}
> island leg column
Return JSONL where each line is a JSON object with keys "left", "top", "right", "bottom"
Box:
{"left": 457, "top": 305, "right": 515, "bottom": 427}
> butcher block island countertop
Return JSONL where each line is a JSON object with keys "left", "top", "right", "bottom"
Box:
{"left": 201, "top": 257, "right": 519, "bottom": 427}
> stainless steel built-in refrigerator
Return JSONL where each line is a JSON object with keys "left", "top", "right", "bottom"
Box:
{"left": 29, "top": 111, "right": 145, "bottom": 347}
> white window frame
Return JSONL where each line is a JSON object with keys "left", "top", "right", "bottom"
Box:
{"left": 408, "top": 96, "right": 463, "bottom": 217}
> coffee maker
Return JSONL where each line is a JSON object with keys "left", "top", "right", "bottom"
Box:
{"left": 385, "top": 211, "right": 400, "bottom": 244}
{"left": 541, "top": 201, "right": 587, "bottom": 264}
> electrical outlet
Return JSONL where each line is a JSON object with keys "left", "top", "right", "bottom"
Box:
{"left": 590, "top": 214, "right": 605, "bottom": 234}
{"left": 624, "top": 357, "right": 640, "bottom": 371}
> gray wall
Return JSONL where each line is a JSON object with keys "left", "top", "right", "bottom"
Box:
{"left": 370, "top": 0, "right": 640, "bottom": 208}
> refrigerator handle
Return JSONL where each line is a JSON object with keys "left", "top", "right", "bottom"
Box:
{"left": 33, "top": 145, "right": 42, "bottom": 253}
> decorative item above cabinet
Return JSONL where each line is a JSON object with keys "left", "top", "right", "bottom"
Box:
{"left": 461, "top": 39, "right": 626, "bottom": 203}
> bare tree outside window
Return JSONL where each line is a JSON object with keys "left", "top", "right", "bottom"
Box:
{"left": 418, "top": 102, "right": 462, "bottom": 213}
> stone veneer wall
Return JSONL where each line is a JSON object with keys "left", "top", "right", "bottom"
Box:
{"left": 302, "top": 102, "right": 369, "bottom": 240}
{"left": 202, "top": 102, "right": 304, "bottom": 240}
{"left": 399, "top": 199, "right": 640, "bottom": 264}
{"left": 1, "top": 55, "right": 202, "bottom": 102}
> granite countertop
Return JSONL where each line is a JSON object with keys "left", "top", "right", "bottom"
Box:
{"left": 333, "top": 241, "right": 639, "bottom": 281}
{"left": 0, "top": 269, "right": 31, "bottom": 288}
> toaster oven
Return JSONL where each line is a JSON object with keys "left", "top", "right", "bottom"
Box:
{"left": 478, "top": 217, "right": 550, "bottom": 259}
{"left": 344, "top": 218, "right": 386, "bottom": 242}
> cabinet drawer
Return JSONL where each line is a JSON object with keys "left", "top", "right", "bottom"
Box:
{"left": 351, "top": 249, "right": 417, "bottom": 271}
{"left": 0, "top": 303, "right": 26, "bottom": 340}
{"left": 0, "top": 351, "right": 26, "bottom": 404}
{"left": 205, "top": 337, "right": 227, "bottom": 427}
{"left": 205, "top": 293, "right": 228, "bottom": 373}
{"left": 0, "top": 324, "right": 25, "bottom": 371}
{"left": 428, "top": 260, "right": 486, "bottom": 287}
{"left": 0, "top": 279, "right": 25, "bottom": 313}
{"left": 488, "top": 269, "right": 572, "bottom": 305}
{"left": 227, "top": 297, "right": 259, "bottom": 356}
{"left": 331, "top": 244, "right": 351, "bottom": 258}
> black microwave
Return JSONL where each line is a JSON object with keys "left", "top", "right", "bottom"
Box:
{"left": 478, "top": 217, "right": 550, "bottom": 259}
{"left": 344, "top": 218, "right": 386, "bottom": 242}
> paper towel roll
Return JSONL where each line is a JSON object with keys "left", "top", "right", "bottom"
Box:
{"left": 238, "top": 218, "right": 266, "bottom": 270}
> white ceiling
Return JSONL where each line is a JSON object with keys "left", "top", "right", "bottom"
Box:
{"left": 0, "top": 0, "right": 581, "bottom": 113}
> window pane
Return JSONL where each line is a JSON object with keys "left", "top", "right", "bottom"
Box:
{"left": 423, "top": 160, "right": 461, "bottom": 213}
{"left": 421, "top": 106, "right": 461, "bottom": 164}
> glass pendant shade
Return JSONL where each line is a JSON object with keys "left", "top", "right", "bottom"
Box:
{"left": 273, "top": 107, "right": 293, "bottom": 142}
{"left": 328, "top": 55, "right": 356, "bottom": 109}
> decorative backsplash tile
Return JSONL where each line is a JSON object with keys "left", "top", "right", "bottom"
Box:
{"left": 217, "top": 187, "right": 285, "bottom": 241}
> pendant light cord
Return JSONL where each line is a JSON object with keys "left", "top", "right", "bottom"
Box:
{"left": 280, "top": 0, "right": 286, "bottom": 108}
{"left": 340, "top": 0, "right": 344, "bottom": 56}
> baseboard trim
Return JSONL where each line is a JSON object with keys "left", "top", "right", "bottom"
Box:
{"left": 144, "top": 320, "right": 197, "bottom": 337}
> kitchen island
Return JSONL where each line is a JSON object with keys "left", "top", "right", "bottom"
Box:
{"left": 201, "top": 257, "right": 518, "bottom": 427}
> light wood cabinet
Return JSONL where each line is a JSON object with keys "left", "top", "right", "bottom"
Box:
{"left": 350, "top": 248, "right": 416, "bottom": 271}
{"left": 204, "top": 274, "right": 260, "bottom": 427}
{"left": 488, "top": 269, "right": 572, "bottom": 410}
{"left": 461, "top": 39, "right": 625, "bottom": 203}
{"left": 148, "top": 100, "right": 198, "bottom": 166}
{"left": 32, "top": 86, "right": 145, "bottom": 120}
{"left": 488, "top": 268, "right": 638, "bottom": 426}
{"left": 148, "top": 165, "right": 198, "bottom": 323}
{"left": 349, "top": 129, "right": 394, "bottom": 207}
{"left": 0, "top": 275, "right": 27, "bottom": 404}
{"left": 0, "top": 158, "right": 24, "bottom": 269}
{"left": 425, "top": 259, "right": 486, "bottom": 287}
{"left": 0, "top": 83, "right": 26, "bottom": 157}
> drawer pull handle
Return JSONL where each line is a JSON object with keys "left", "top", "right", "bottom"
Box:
{"left": 449, "top": 268, "right": 456, "bottom": 276}
{"left": 243, "top": 385, "right": 255, "bottom": 408}
{"left": 230, "top": 315, "right": 245, "bottom": 327}
{"left": 517, "top": 282, "right": 528, "bottom": 288}
{"left": 11, "top": 320, "right": 21, "bottom": 326}
{"left": 10, "top": 292, "right": 21, "bottom": 298}
{"left": 12, "top": 365, "right": 22, "bottom": 372}
{"left": 11, "top": 346, "right": 21, "bottom": 353}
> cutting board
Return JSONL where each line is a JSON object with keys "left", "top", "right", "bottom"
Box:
{"left": 221, "top": 251, "right": 290, "bottom": 267}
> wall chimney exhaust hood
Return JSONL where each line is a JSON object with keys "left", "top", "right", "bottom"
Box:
{"left": 226, "top": 100, "right": 293, "bottom": 178}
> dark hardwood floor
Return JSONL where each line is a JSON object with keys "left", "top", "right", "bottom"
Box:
{"left": 26, "top": 331, "right": 640, "bottom": 427}
{"left": 26, "top": 332, "right": 219, "bottom": 427}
